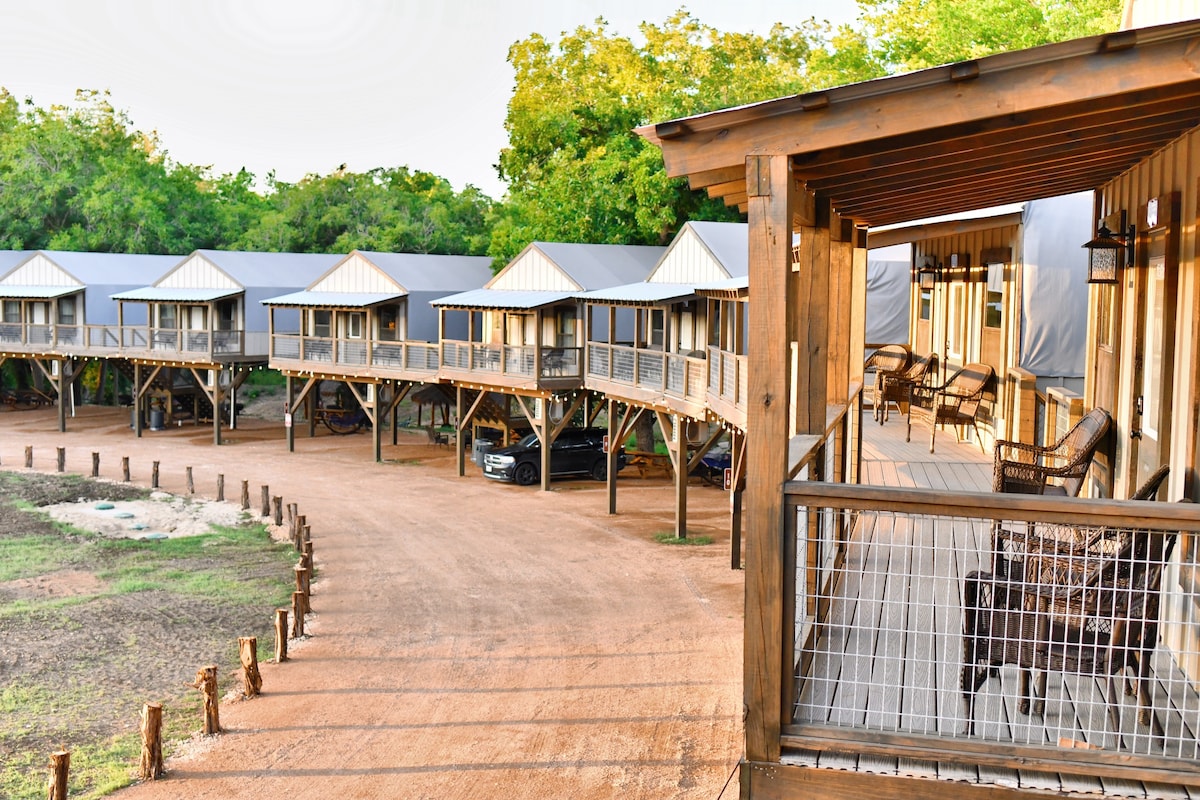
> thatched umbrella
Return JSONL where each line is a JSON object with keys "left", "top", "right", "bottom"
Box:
{"left": 411, "top": 383, "right": 455, "bottom": 427}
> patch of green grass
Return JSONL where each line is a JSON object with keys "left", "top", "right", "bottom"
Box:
{"left": 0, "top": 535, "right": 87, "bottom": 581}
{"left": 653, "top": 532, "right": 715, "bottom": 546}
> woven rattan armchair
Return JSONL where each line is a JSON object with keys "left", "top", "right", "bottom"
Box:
{"left": 906, "top": 362, "right": 993, "bottom": 453}
{"left": 865, "top": 345, "right": 911, "bottom": 422}
{"left": 961, "top": 523, "right": 1178, "bottom": 747}
{"left": 874, "top": 351, "right": 938, "bottom": 424}
{"left": 992, "top": 407, "right": 1111, "bottom": 496}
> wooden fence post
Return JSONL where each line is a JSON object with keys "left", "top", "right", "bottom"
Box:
{"left": 139, "top": 702, "right": 164, "bottom": 780}
{"left": 91, "top": 452, "right": 100, "bottom": 478}
{"left": 56, "top": 447, "right": 65, "bottom": 473}
{"left": 217, "top": 474, "right": 225, "bottom": 502}
{"left": 48, "top": 748, "right": 70, "bottom": 800}
{"left": 186, "top": 466, "right": 194, "bottom": 495}
{"left": 25, "top": 446, "right": 33, "bottom": 468}
{"left": 291, "top": 591, "right": 305, "bottom": 638}
{"left": 189, "top": 665, "right": 221, "bottom": 735}
{"left": 294, "top": 564, "right": 309, "bottom": 615}
{"left": 260, "top": 485, "right": 270, "bottom": 517}
{"left": 293, "top": 514, "right": 306, "bottom": 551}
{"left": 122, "top": 456, "right": 131, "bottom": 482}
{"left": 151, "top": 461, "right": 159, "bottom": 489}
{"left": 274, "top": 608, "right": 289, "bottom": 662}
{"left": 272, "top": 496, "right": 283, "bottom": 526}
{"left": 241, "top": 480, "right": 250, "bottom": 510}
{"left": 238, "top": 636, "right": 262, "bottom": 698}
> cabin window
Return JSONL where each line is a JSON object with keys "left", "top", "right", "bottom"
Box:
{"left": 346, "top": 312, "right": 364, "bottom": 339}
{"left": 57, "top": 296, "right": 77, "bottom": 325}
{"left": 918, "top": 289, "right": 932, "bottom": 321}
{"left": 378, "top": 305, "right": 399, "bottom": 341}
{"left": 157, "top": 304, "right": 177, "bottom": 330}
{"left": 311, "top": 310, "right": 331, "bottom": 338}
{"left": 984, "top": 263, "right": 1003, "bottom": 329}
{"left": 4, "top": 300, "right": 21, "bottom": 323}
{"left": 648, "top": 309, "right": 664, "bottom": 348}
{"left": 1141, "top": 256, "right": 1166, "bottom": 440}
{"left": 216, "top": 299, "right": 237, "bottom": 331}
{"left": 556, "top": 308, "right": 576, "bottom": 348}
{"left": 184, "top": 305, "right": 207, "bottom": 330}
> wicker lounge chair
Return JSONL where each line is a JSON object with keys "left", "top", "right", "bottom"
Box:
{"left": 906, "top": 363, "right": 993, "bottom": 453}
{"left": 992, "top": 407, "right": 1111, "bottom": 496}
{"left": 865, "top": 345, "right": 911, "bottom": 422}
{"left": 875, "top": 351, "right": 938, "bottom": 424}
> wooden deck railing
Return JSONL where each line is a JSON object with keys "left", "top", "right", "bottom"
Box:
{"left": 441, "top": 340, "right": 581, "bottom": 380}
{"left": 780, "top": 481, "right": 1200, "bottom": 789}
{"left": 271, "top": 334, "right": 440, "bottom": 373}
{"left": 585, "top": 342, "right": 707, "bottom": 403}
{"left": 707, "top": 345, "right": 747, "bottom": 406}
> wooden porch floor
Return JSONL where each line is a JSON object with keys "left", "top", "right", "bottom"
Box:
{"left": 785, "top": 411, "right": 1200, "bottom": 797}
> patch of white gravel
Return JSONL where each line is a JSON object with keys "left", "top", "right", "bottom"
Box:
{"left": 40, "top": 491, "right": 251, "bottom": 539}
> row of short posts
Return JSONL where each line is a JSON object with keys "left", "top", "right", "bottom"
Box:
{"left": 22, "top": 451, "right": 316, "bottom": 789}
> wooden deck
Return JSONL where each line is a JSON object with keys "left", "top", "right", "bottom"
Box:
{"left": 786, "top": 411, "right": 1200, "bottom": 797}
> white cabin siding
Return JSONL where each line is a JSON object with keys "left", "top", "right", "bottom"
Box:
{"left": 489, "top": 249, "right": 580, "bottom": 291}
{"left": 649, "top": 231, "right": 730, "bottom": 284}
{"left": 1, "top": 254, "right": 81, "bottom": 287}
{"left": 311, "top": 254, "right": 402, "bottom": 293}
{"left": 157, "top": 255, "right": 240, "bottom": 290}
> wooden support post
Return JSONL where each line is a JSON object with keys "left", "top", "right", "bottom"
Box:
{"left": 294, "top": 563, "right": 309, "bottom": 614}
{"left": 287, "top": 502, "right": 297, "bottom": 526}
{"left": 48, "top": 748, "right": 70, "bottom": 800}
{"left": 55, "top": 447, "right": 65, "bottom": 472}
{"left": 189, "top": 665, "right": 220, "bottom": 734}
{"left": 150, "top": 461, "right": 159, "bottom": 489}
{"left": 286, "top": 374, "right": 295, "bottom": 452}
{"left": 291, "top": 591, "right": 305, "bottom": 637}
{"left": 217, "top": 474, "right": 225, "bottom": 502}
{"left": 272, "top": 496, "right": 283, "bottom": 526}
{"left": 302, "top": 524, "right": 311, "bottom": 546}
{"left": 274, "top": 608, "right": 289, "bottom": 662}
{"left": 294, "top": 514, "right": 306, "bottom": 551}
{"left": 139, "top": 702, "right": 164, "bottom": 780}
{"left": 238, "top": 636, "right": 262, "bottom": 698}
{"left": 303, "top": 540, "right": 314, "bottom": 565}
{"left": 240, "top": 480, "right": 250, "bottom": 510}
{"left": 122, "top": 456, "right": 130, "bottom": 482}
{"left": 607, "top": 399, "right": 618, "bottom": 515}
{"left": 25, "top": 445, "right": 32, "bottom": 468}
{"left": 186, "top": 466, "right": 194, "bottom": 495}
{"left": 455, "top": 386, "right": 466, "bottom": 477}
{"left": 91, "top": 452, "right": 99, "bottom": 478}
{"left": 731, "top": 489, "right": 744, "bottom": 570}
{"left": 260, "top": 485, "right": 270, "bottom": 517}
{"left": 133, "top": 362, "right": 143, "bottom": 439}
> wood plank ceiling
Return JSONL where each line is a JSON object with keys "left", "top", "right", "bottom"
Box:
{"left": 638, "top": 21, "right": 1200, "bottom": 228}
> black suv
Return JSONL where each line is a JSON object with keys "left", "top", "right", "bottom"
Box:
{"left": 482, "top": 427, "right": 626, "bottom": 485}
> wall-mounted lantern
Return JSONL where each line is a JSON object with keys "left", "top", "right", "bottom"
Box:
{"left": 916, "top": 256, "right": 941, "bottom": 290}
{"left": 1082, "top": 220, "right": 1135, "bottom": 284}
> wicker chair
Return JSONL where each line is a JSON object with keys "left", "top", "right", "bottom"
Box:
{"left": 961, "top": 522, "right": 1178, "bottom": 747}
{"left": 992, "top": 407, "right": 1111, "bottom": 496}
{"left": 906, "top": 363, "right": 993, "bottom": 453}
{"left": 865, "top": 345, "right": 911, "bottom": 422}
{"left": 875, "top": 351, "right": 938, "bottom": 424}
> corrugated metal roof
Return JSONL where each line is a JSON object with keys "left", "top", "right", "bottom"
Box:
{"left": 40, "top": 251, "right": 181, "bottom": 284}
{"left": 110, "top": 287, "right": 242, "bottom": 302}
{"left": 694, "top": 275, "right": 749, "bottom": 297}
{"left": 0, "top": 285, "right": 82, "bottom": 299}
{"left": 354, "top": 252, "right": 494, "bottom": 293}
{"left": 578, "top": 282, "right": 697, "bottom": 305}
{"left": 261, "top": 290, "right": 406, "bottom": 308}
{"left": 431, "top": 288, "right": 577, "bottom": 310}
{"left": 0, "top": 250, "right": 35, "bottom": 276}
{"left": 529, "top": 242, "right": 665, "bottom": 289}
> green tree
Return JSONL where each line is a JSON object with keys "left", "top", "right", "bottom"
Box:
{"left": 491, "top": 12, "right": 837, "bottom": 266}
{"left": 235, "top": 166, "right": 492, "bottom": 255}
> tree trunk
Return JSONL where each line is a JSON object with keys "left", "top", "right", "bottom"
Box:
{"left": 48, "top": 748, "right": 70, "bottom": 800}
{"left": 139, "top": 702, "right": 164, "bottom": 780}
{"left": 635, "top": 412, "right": 656, "bottom": 453}
{"left": 190, "top": 665, "right": 221, "bottom": 735}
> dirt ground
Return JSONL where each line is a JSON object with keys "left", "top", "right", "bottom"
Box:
{"left": 0, "top": 404, "right": 744, "bottom": 799}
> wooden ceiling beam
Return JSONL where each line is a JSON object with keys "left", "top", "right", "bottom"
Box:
{"left": 686, "top": 165, "right": 746, "bottom": 190}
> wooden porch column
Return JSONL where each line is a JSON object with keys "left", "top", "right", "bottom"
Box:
{"left": 456, "top": 386, "right": 467, "bottom": 477}
{"left": 133, "top": 362, "right": 143, "bottom": 438}
{"left": 744, "top": 154, "right": 799, "bottom": 765}
{"left": 212, "top": 369, "right": 223, "bottom": 446}
{"left": 286, "top": 374, "right": 295, "bottom": 452}
{"left": 607, "top": 398, "right": 619, "bottom": 514}
{"left": 540, "top": 400, "right": 552, "bottom": 492}
{"left": 56, "top": 359, "right": 67, "bottom": 433}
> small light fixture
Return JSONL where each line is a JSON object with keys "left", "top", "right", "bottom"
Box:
{"left": 1083, "top": 221, "right": 1135, "bottom": 284}
{"left": 917, "top": 256, "right": 940, "bottom": 290}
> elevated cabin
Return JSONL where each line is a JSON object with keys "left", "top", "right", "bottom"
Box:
{"left": 433, "top": 242, "right": 664, "bottom": 490}
{"left": 869, "top": 193, "right": 1093, "bottom": 449}
{"left": 111, "top": 250, "right": 340, "bottom": 443}
{"left": 580, "top": 221, "right": 750, "bottom": 539}
{"left": 0, "top": 250, "right": 180, "bottom": 431}
{"left": 641, "top": 15, "right": 1200, "bottom": 800}
{"left": 263, "top": 250, "right": 492, "bottom": 461}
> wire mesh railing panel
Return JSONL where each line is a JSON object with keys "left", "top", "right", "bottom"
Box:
{"left": 789, "top": 494, "right": 1200, "bottom": 764}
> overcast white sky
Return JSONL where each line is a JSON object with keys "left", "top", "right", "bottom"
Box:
{"left": 0, "top": 1, "right": 861, "bottom": 200}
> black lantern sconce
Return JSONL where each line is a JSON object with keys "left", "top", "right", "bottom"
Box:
{"left": 916, "top": 256, "right": 941, "bottom": 290}
{"left": 1082, "top": 219, "right": 1135, "bottom": 284}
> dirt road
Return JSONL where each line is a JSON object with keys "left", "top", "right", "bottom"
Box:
{"left": 1, "top": 406, "right": 743, "bottom": 799}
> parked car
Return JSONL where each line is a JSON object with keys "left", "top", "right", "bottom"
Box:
{"left": 482, "top": 427, "right": 626, "bottom": 485}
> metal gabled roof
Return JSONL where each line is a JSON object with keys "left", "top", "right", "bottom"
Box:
{"left": 352, "top": 251, "right": 494, "bottom": 293}
{"left": 431, "top": 288, "right": 577, "bottom": 311}
{"left": 0, "top": 285, "right": 82, "bottom": 300}
{"left": 577, "top": 282, "right": 697, "bottom": 306}
{"left": 110, "top": 287, "right": 242, "bottom": 303}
